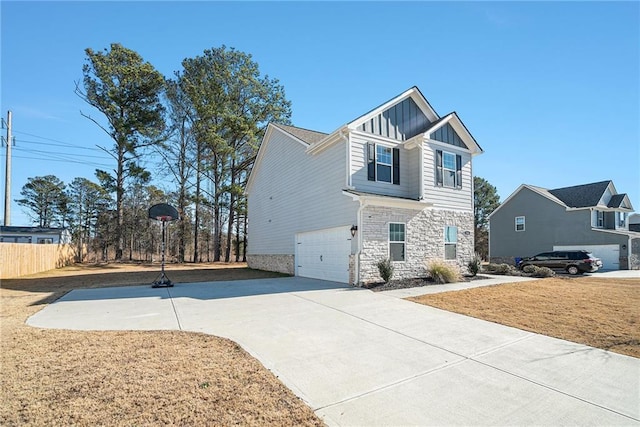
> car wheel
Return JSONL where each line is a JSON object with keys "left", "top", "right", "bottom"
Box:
{"left": 567, "top": 265, "right": 579, "bottom": 275}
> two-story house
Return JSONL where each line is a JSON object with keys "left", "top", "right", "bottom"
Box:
{"left": 488, "top": 181, "right": 639, "bottom": 270}
{"left": 246, "top": 87, "right": 483, "bottom": 285}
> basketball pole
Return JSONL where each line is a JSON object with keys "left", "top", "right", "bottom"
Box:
{"left": 152, "top": 218, "right": 173, "bottom": 288}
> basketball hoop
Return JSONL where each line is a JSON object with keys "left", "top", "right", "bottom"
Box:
{"left": 148, "top": 204, "right": 180, "bottom": 288}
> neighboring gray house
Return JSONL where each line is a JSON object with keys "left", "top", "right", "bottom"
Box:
{"left": 0, "top": 226, "right": 71, "bottom": 244}
{"left": 489, "top": 181, "right": 639, "bottom": 270}
{"left": 246, "top": 87, "right": 483, "bottom": 284}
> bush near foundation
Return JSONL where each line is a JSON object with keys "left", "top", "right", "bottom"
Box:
{"left": 377, "top": 258, "right": 394, "bottom": 283}
{"left": 425, "top": 260, "right": 461, "bottom": 284}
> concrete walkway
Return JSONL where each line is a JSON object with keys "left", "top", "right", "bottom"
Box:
{"left": 27, "top": 276, "right": 639, "bottom": 426}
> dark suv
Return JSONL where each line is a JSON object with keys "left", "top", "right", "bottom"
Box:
{"left": 517, "top": 250, "right": 603, "bottom": 275}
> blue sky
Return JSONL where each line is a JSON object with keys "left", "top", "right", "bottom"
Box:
{"left": 1, "top": 1, "right": 639, "bottom": 226}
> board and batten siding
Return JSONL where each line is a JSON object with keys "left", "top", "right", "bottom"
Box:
{"left": 248, "top": 129, "right": 358, "bottom": 255}
{"left": 350, "top": 132, "right": 421, "bottom": 199}
{"left": 358, "top": 97, "right": 431, "bottom": 141}
{"left": 422, "top": 141, "right": 473, "bottom": 211}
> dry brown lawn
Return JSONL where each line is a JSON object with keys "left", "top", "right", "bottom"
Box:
{"left": 0, "top": 263, "right": 324, "bottom": 426}
{"left": 409, "top": 276, "right": 640, "bottom": 358}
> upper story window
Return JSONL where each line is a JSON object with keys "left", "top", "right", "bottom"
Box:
{"left": 367, "top": 143, "right": 400, "bottom": 185}
{"left": 617, "top": 212, "right": 627, "bottom": 228}
{"left": 436, "top": 150, "right": 462, "bottom": 188}
{"left": 515, "top": 216, "right": 525, "bottom": 232}
{"left": 596, "top": 210, "right": 604, "bottom": 228}
{"left": 376, "top": 145, "right": 392, "bottom": 183}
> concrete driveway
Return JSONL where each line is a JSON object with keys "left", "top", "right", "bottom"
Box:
{"left": 28, "top": 277, "right": 639, "bottom": 426}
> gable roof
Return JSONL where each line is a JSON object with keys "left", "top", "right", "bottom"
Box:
{"left": 489, "top": 180, "right": 634, "bottom": 220}
{"left": 548, "top": 180, "right": 611, "bottom": 208}
{"left": 272, "top": 123, "right": 328, "bottom": 145}
{"left": 307, "top": 86, "right": 482, "bottom": 155}
{"left": 347, "top": 86, "right": 439, "bottom": 130}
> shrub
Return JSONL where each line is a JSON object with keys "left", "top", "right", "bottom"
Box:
{"left": 377, "top": 258, "right": 394, "bottom": 283}
{"left": 483, "top": 263, "right": 518, "bottom": 275}
{"left": 532, "top": 266, "right": 555, "bottom": 278}
{"left": 425, "top": 260, "right": 461, "bottom": 284}
{"left": 521, "top": 265, "right": 555, "bottom": 277}
{"left": 467, "top": 254, "right": 482, "bottom": 277}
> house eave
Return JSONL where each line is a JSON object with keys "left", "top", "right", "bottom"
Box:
{"left": 342, "top": 190, "right": 432, "bottom": 210}
{"left": 306, "top": 126, "right": 348, "bottom": 155}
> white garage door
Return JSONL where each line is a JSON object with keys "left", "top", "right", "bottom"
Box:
{"left": 296, "top": 226, "right": 351, "bottom": 283}
{"left": 553, "top": 244, "right": 620, "bottom": 270}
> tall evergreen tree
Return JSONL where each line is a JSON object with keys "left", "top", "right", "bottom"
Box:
{"left": 474, "top": 176, "right": 501, "bottom": 260}
{"left": 76, "top": 43, "right": 166, "bottom": 260}
{"left": 16, "top": 175, "right": 67, "bottom": 227}
{"left": 178, "top": 46, "right": 291, "bottom": 261}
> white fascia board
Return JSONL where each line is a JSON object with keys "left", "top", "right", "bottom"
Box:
{"left": 306, "top": 126, "right": 348, "bottom": 155}
{"left": 402, "top": 134, "right": 423, "bottom": 150}
{"left": 424, "top": 138, "right": 475, "bottom": 155}
{"left": 342, "top": 191, "right": 431, "bottom": 210}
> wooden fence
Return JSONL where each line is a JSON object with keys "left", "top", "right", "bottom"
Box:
{"left": 0, "top": 243, "right": 79, "bottom": 279}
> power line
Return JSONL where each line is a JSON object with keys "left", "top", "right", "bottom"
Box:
{"left": 12, "top": 129, "right": 105, "bottom": 151}
{"left": 17, "top": 139, "right": 104, "bottom": 152}
{"left": 14, "top": 146, "right": 112, "bottom": 160}
{"left": 6, "top": 154, "right": 112, "bottom": 168}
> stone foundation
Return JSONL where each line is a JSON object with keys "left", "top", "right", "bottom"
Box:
{"left": 358, "top": 206, "right": 474, "bottom": 284}
{"left": 247, "top": 254, "right": 294, "bottom": 275}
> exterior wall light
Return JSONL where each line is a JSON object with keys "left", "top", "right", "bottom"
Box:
{"left": 350, "top": 225, "right": 358, "bottom": 237}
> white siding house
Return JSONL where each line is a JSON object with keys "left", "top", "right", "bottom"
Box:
{"left": 246, "top": 87, "right": 483, "bottom": 284}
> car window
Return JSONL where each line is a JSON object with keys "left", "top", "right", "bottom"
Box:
{"left": 554, "top": 252, "right": 568, "bottom": 259}
{"left": 535, "top": 252, "right": 551, "bottom": 260}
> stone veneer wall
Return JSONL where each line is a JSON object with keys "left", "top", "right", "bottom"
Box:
{"left": 358, "top": 205, "right": 474, "bottom": 284}
{"left": 630, "top": 238, "right": 640, "bottom": 270}
{"left": 247, "top": 254, "right": 295, "bottom": 275}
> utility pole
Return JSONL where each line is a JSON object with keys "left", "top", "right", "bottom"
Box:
{"left": 4, "top": 110, "right": 12, "bottom": 226}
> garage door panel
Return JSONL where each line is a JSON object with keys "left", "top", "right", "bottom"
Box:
{"left": 553, "top": 244, "right": 620, "bottom": 270}
{"left": 296, "top": 227, "right": 351, "bottom": 283}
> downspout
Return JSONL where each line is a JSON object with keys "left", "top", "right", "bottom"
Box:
{"left": 419, "top": 139, "right": 424, "bottom": 200}
{"left": 355, "top": 198, "right": 366, "bottom": 285}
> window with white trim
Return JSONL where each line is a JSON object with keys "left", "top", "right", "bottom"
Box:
{"left": 596, "top": 210, "right": 604, "bottom": 228}
{"left": 389, "top": 223, "right": 405, "bottom": 262}
{"left": 444, "top": 226, "right": 457, "bottom": 260}
{"left": 515, "top": 216, "right": 525, "bottom": 232}
{"left": 376, "top": 145, "right": 392, "bottom": 183}
{"left": 435, "top": 150, "right": 462, "bottom": 188}
{"left": 367, "top": 142, "right": 400, "bottom": 185}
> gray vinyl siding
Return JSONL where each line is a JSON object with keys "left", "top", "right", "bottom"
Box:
{"left": 430, "top": 123, "right": 467, "bottom": 149}
{"left": 350, "top": 132, "right": 420, "bottom": 199}
{"left": 247, "top": 129, "right": 358, "bottom": 255}
{"left": 422, "top": 142, "right": 473, "bottom": 211}
{"left": 358, "top": 98, "right": 431, "bottom": 141}
{"left": 489, "top": 187, "right": 627, "bottom": 259}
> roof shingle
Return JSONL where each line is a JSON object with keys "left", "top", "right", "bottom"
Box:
{"left": 548, "top": 181, "right": 611, "bottom": 208}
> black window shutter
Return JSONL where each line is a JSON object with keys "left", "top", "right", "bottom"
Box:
{"left": 455, "top": 154, "right": 462, "bottom": 188}
{"left": 436, "top": 150, "right": 443, "bottom": 186}
{"left": 392, "top": 148, "right": 400, "bottom": 185}
{"left": 367, "top": 143, "right": 376, "bottom": 181}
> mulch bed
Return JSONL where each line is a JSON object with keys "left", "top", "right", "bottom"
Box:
{"left": 364, "top": 275, "right": 490, "bottom": 292}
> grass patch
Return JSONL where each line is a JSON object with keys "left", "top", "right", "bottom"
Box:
{"left": 0, "top": 263, "right": 323, "bottom": 426}
{"left": 408, "top": 276, "right": 640, "bottom": 358}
